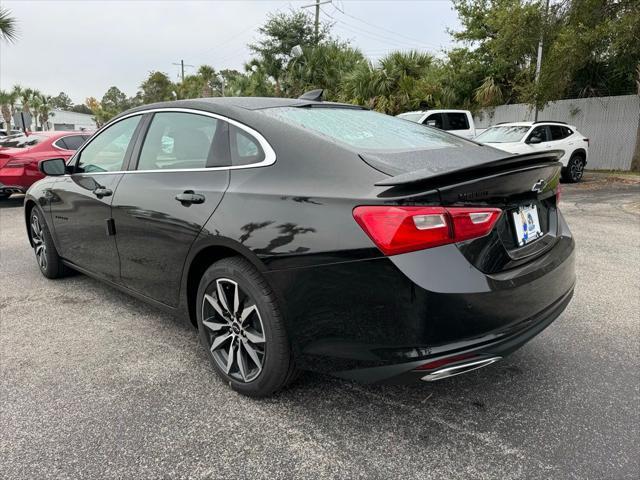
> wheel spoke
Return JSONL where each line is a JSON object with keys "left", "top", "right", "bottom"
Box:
{"left": 239, "top": 304, "right": 257, "bottom": 325}
{"left": 216, "top": 279, "right": 232, "bottom": 315}
{"left": 244, "top": 328, "right": 265, "bottom": 344}
{"left": 237, "top": 344, "right": 247, "bottom": 381}
{"left": 210, "top": 332, "right": 231, "bottom": 353}
{"left": 204, "top": 293, "right": 226, "bottom": 320}
{"left": 202, "top": 317, "right": 228, "bottom": 332}
{"left": 242, "top": 340, "right": 262, "bottom": 370}
{"left": 225, "top": 342, "right": 235, "bottom": 374}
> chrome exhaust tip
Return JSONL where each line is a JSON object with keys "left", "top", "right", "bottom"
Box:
{"left": 420, "top": 356, "right": 502, "bottom": 382}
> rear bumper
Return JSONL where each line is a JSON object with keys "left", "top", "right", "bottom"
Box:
{"left": 0, "top": 181, "right": 26, "bottom": 195}
{"left": 265, "top": 210, "right": 575, "bottom": 382}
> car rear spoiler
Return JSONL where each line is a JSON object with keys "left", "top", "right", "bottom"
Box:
{"left": 367, "top": 150, "right": 564, "bottom": 188}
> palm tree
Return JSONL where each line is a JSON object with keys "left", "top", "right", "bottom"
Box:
{"left": 36, "top": 94, "right": 54, "bottom": 130}
{"left": 0, "top": 90, "right": 16, "bottom": 130}
{"left": 0, "top": 7, "right": 18, "bottom": 43}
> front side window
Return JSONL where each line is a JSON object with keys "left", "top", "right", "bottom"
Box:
{"left": 76, "top": 116, "right": 141, "bottom": 173}
{"left": 445, "top": 113, "right": 469, "bottom": 131}
{"left": 137, "top": 112, "right": 222, "bottom": 170}
{"left": 475, "top": 126, "right": 530, "bottom": 143}
{"left": 423, "top": 113, "right": 443, "bottom": 129}
{"left": 528, "top": 126, "right": 549, "bottom": 143}
{"left": 263, "top": 107, "right": 468, "bottom": 152}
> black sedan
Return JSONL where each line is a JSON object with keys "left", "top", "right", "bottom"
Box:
{"left": 25, "top": 95, "right": 575, "bottom": 397}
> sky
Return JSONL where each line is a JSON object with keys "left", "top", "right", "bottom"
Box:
{"left": 0, "top": 0, "right": 461, "bottom": 104}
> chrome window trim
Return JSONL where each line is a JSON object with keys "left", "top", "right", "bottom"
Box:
{"left": 67, "top": 107, "right": 276, "bottom": 175}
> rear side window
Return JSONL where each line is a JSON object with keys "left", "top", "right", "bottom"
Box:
{"left": 563, "top": 127, "right": 573, "bottom": 137}
{"left": 137, "top": 112, "right": 228, "bottom": 170}
{"left": 549, "top": 125, "right": 566, "bottom": 141}
{"left": 423, "top": 113, "right": 443, "bottom": 129}
{"left": 57, "top": 135, "right": 88, "bottom": 150}
{"left": 230, "top": 125, "right": 265, "bottom": 166}
{"left": 263, "top": 107, "right": 468, "bottom": 151}
{"left": 445, "top": 113, "right": 469, "bottom": 131}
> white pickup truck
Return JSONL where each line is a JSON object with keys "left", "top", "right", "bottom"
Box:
{"left": 396, "top": 109, "right": 476, "bottom": 139}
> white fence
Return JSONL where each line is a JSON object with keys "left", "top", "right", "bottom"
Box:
{"left": 474, "top": 95, "right": 639, "bottom": 170}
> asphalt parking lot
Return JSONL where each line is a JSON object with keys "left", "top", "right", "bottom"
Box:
{"left": 1, "top": 173, "right": 639, "bottom": 480}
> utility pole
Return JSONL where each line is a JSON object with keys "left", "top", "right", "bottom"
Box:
{"left": 533, "top": 0, "right": 550, "bottom": 122}
{"left": 301, "top": 0, "right": 332, "bottom": 44}
{"left": 172, "top": 60, "right": 195, "bottom": 83}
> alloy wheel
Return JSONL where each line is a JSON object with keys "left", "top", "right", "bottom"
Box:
{"left": 31, "top": 214, "right": 47, "bottom": 270}
{"left": 571, "top": 158, "right": 584, "bottom": 181}
{"left": 201, "top": 278, "right": 266, "bottom": 383}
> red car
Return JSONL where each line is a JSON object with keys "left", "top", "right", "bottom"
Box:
{"left": 0, "top": 131, "right": 91, "bottom": 199}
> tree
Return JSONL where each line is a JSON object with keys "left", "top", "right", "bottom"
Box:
{"left": 101, "top": 86, "right": 128, "bottom": 114}
{"left": 249, "top": 10, "right": 330, "bottom": 95}
{"left": 50, "top": 92, "right": 73, "bottom": 110}
{"left": 139, "top": 71, "right": 176, "bottom": 104}
{"left": 85, "top": 97, "right": 110, "bottom": 128}
{"left": 69, "top": 104, "right": 92, "bottom": 115}
{"left": 36, "top": 94, "right": 54, "bottom": 130}
{"left": 342, "top": 51, "right": 441, "bottom": 115}
{"left": 0, "top": 89, "right": 17, "bottom": 130}
{"left": 0, "top": 7, "right": 17, "bottom": 43}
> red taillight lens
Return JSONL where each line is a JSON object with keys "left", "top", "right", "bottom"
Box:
{"left": 414, "top": 353, "right": 476, "bottom": 371}
{"left": 353, "top": 205, "right": 502, "bottom": 255}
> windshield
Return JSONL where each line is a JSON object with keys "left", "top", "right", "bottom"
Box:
{"left": 396, "top": 113, "right": 424, "bottom": 123}
{"left": 0, "top": 134, "right": 44, "bottom": 149}
{"left": 262, "top": 107, "right": 468, "bottom": 152}
{"left": 475, "top": 126, "right": 530, "bottom": 143}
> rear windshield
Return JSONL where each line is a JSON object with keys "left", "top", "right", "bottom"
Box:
{"left": 262, "top": 107, "right": 469, "bottom": 152}
{"left": 0, "top": 134, "right": 44, "bottom": 148}
{"left": 475, "top": 126, "right": 530, "bottom": 143}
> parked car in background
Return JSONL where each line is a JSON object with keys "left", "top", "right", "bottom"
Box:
{"left": 25, "top": 97, "right": 574, "bottom": 397}
{"left": 396, "top": 109, "right": 476, "bottom": 139}
{"left": 0, "top": 131, "right": 91, "bottom": 199}
{"left": 475, "top": 121, "right": 589, "bottom": 183}
{"left": 0, "top": 129, "right": 23, "bottom": 137}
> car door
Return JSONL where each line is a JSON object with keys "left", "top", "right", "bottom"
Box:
{"left": 548, "top": 125, "right": 572, "bottom": 163}
{"left": 111, "top": 110, "right": 230, "bottom": 307}
{"left": 49, "top": 115, "right": 144, "bottom": 282}
{"left": 422, "top": 113, "right": 444, "bottom": 130}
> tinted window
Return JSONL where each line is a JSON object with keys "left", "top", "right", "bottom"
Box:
{"left": 528, "top": 126, "right": 549, "bottom": 142}
{"left": 475, "top": 126, "right": 530, "bottom": 143}
{"left": 58, "top": 135, "right": 88, "bottom": 151}
{"left": 230, "top": 125, "right": 264, "bottom": 166}
{"left": 563, "top": 127, "right": 573, "bottom": 136}
{"left": 423, "top": 113, "right": 443, "bottom": 129}
{"left": 445, "top": 113, "right": 469, "bottom": 130}
{"left": 76, "top": 116, "right": 141, "bottom": 173}
{"left": 137, "top": 112, "right": 223, "bottom": 170}
{"left": 263, "top": 107, "right": 468, "bottom": 151}
{"left": 549, "top": 125, "right": 565, "bottom": 141}
{"left": 0, "top": 134, "right": 44, "bottom": 148}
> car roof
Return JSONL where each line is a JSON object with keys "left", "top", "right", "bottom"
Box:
{"left": 490, "top": 121, "right": 570, "bottom": 128}
{"left": 399, "top": 109, "right": 469, "bottom": 115}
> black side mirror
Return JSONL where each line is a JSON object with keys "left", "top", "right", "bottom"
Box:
{"left": 39, "top": 158, "right": 67, "bottom": 176}
{"left": 528, "top": 136, "right": 543, "bottom": 144}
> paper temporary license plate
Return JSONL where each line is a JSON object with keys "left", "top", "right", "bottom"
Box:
{"left": 512, "top": 205, "right": 543, "bottom": 246}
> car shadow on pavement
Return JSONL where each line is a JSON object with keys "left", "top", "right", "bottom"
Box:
{"left": 0, "top": 194, "right": 25, "bottom": 209}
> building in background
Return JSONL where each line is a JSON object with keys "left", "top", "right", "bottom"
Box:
{"left": 47, "top": 109, "right": 97, "bottom": 132}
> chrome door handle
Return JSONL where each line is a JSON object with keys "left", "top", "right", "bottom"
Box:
{"left": 175, "top": 190, "right": 205, "bottom": 206}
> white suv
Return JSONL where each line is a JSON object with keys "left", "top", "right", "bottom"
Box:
{"left": 475, "top": 121, "right": 589, "bottom": 182}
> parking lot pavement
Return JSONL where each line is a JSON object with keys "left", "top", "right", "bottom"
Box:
{"left": 1, "top": 173, "right": 639, "bottom": 480}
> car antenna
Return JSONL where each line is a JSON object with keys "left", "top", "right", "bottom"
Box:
{"left": 298, "top": 89, "right": 324, "bottom": 102}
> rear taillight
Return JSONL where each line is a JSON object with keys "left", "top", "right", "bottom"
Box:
{"left": 4, "top": 159, "right": 30, "bottom": 168}
{"left": 353, "top": 205, "right": 502, "bottom": 255}
{"left": 583, "top": 138, "right": 589, "bottom": 147}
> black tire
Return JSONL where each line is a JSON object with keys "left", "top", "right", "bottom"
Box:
{"left": 562, "top": 154, "right": 585, "bottom": 183}
{"left": 29, "top": 207, "right": 69, "bottom": 278}
{"left": 196, "top": 257, "right": 298, "bottom": 397}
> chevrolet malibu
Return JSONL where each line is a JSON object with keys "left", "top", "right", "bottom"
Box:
{"left": 24, "top": 95, "right": 575, "bottom": 397}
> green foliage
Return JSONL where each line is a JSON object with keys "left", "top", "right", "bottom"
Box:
{"left": 50, "top": 92, "right": 73, "bottom": 110}
{"left": 139, "top": 71, "right": 176, "bottom": 104}
{"left": 0, "top": 7, "right": 18, "bottom": 43}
